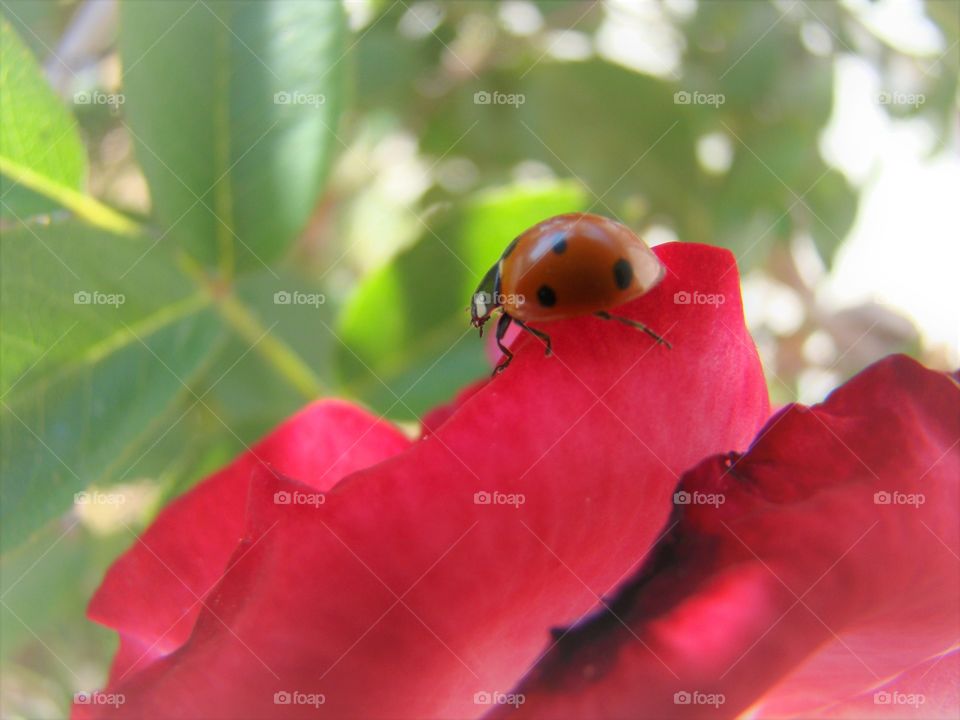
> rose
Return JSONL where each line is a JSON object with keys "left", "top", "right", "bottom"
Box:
{"left": 76, "top": 244, "right": 958, "bottom": 719}
{"left": 490, "top": 354, "right": 958, "bottom": 719}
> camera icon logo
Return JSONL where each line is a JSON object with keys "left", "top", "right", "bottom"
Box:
{"left": 474, "top": 91, "right": 491, "bottom": 105}
{"left": 673, "top": 491, "right": 691, "bottom": 505}
{"left": 674, "top": 91, "right": 691, "bottom": 104}
{"left": 473, "top": 691, "right": 492, "bottom": 705}
{"left": 674, "top": 691, "right": 692, "bottom": 704}
{"left": 673, "top": 290, "right": 691, "bottom": 305}
{"left": 274, "top": 291, "right": 292, "bottom": 305}
{"left": 74, "top": 291, "right": 92, "bottom": 304}
{"left": 473, "top": 491, "right": 491, "bottom": 505}
{"left": 873, "top": 491, "right": 891, "bottom": 505}
{"left": 274, "top": 92, "right": 291, "bottom": 105}
{"left": 274, "top": 491, "right": 292, "bottom": 505}
{"left": 274, "top": 691, "right": 292, "bottom": 704}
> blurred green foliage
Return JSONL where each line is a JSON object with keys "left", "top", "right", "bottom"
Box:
{"left": 1, "top": 220, "right": 222, "bottom": 547}
{"left": 0, "top": 0, "right": 957, "bottom": 714}
{"left": 0, "top": 20, "right": 85, "bottom": 219}
{"left": 119, "top": 0, "right": 346, "bottom": 270}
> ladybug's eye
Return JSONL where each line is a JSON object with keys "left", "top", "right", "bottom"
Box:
{"left": 473, "top": 293, "right": 488, "bottom": 316}
{"left": 471, "top": 292, "right": 495, "bottom": 327}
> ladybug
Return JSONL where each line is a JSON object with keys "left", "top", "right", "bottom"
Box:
{"left": 470, "top": 212, "right": 671, "bottom": 373}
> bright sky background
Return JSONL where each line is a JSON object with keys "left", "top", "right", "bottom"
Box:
{"left": 822, "top": 52, "right": 958, "bottom": 361}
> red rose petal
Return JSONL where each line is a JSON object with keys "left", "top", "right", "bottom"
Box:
{"left": 489, "top": 355, "right": 959, "bottom": 719}
{"left": 87, "top": 400, "right": 410, "bottom": 681}
{"left": 81, "top": 243, "right": 769, "bottom": 719}
{"left": 805, "top": 649, "right": 958, "bottom": 719}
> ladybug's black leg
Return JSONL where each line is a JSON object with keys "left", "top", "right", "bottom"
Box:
{"left": 513, "top": 318, "right": 552, "bottom": 356}
{"left": 493, "top": 313, "right": 514, "bottom": 375}
{"left": 595, "top": 311, "right": 672, "bottom": 349}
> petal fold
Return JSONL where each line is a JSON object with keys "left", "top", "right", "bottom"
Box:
{"left": 492, "top": 355, "right": 959, "bottom": 720}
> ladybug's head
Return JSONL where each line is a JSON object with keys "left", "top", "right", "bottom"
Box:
{"left": 470, "top": 265, "right": 501, "bottom": 332}
{"left": 470, "top": 290, "right": 498, "bottom": 330}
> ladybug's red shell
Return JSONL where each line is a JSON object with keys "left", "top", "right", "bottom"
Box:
{"left": 497, "top": 213, "right": 663, "bottom": 322}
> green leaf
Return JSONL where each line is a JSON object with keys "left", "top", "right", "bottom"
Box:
{"left": 119, "top": 0, "right": 347, "bottom": 273}
{"left": 0, "top": 522, "right": 127, "bottom": 662}
{"left": 0, "top": 220, "right": 222, "bottom": 550}
{"left": 0, "top": 18, "right": 85, "bottom": 220}
{"left": 336, "top": 181, "right": 587, "bottom": 418}
{"left": 42, "top": 266, "right": 339, "bottom": 527}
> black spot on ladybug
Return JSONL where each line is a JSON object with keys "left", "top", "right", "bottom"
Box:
{"left": 552, "top": 236, "right": 568, "bottom": 254}
{"left": 613, "top": 258, "right": 633, "bottom": 290}
{"left": 537, "top": 284, "right": 557, "bottom": 307}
